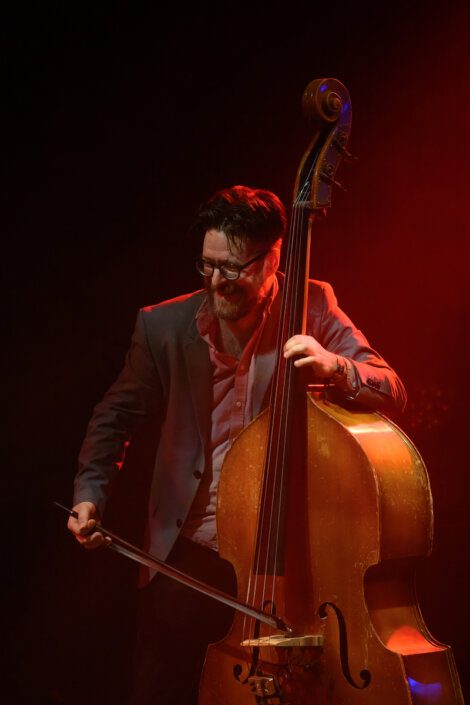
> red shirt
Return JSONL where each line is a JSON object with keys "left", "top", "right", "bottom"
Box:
{"left": 181, "top": 279, "right": 278, "bottom": 549}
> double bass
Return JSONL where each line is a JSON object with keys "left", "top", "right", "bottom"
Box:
{"left": 198, "top": 78, "right": 464, "bottom": 704}
{"left": 58, "top": 77, "right": 464, "bottom": 704}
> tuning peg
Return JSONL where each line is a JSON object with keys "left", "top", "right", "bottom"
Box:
{"left": 333, "top": 131, "right": 359, "bottom": 162}
{"left": 344, "top": 150, "right": 359, "bottom": 163}
{"left": 320, "top": 167, "right": 348, "bottom": 193}
{"left": 333, "top": 140, "right": 358, "bottom": 162}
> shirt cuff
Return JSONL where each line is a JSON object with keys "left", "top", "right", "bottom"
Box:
{"left": 332, "top": 356, "right": 360, "bottom": 397}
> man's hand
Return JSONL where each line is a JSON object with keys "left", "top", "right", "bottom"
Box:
{"left": 67, "top": 501, "right": 108, "bottom": 549}
{"left": 283, "top": 334, "right": 337, "bottom": 378}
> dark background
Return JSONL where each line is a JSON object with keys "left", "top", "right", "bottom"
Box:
{"left": 4, "top": 2, "right": 469, "bottom": 703}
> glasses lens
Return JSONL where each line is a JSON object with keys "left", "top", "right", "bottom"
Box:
{"left": 196, "top": 258, "right": 213, "bottom": 276}
{"left": 219, "top": 265, "right": 240, "bottom": 280}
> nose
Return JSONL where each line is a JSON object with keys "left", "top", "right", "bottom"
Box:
{"left": 210, "top": 267, "right": 223, "bottom": 287}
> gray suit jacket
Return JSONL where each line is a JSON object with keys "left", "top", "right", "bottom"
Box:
{"left": 74, "top": 278, "right": 406, "bottom": 568}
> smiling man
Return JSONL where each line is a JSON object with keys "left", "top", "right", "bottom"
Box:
{"left": 68, "top": 185, "right": 406, "bottom": 705}
{"left": 200, "top": 230, "right": 279, "bottom": 321}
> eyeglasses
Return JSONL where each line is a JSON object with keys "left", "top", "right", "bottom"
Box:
{"left": 195, "top": 250, "right": 270, "bottom": 281}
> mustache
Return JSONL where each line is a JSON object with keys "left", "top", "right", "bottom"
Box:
{"left": 208, "top": 282, "right": 241, "bottom": 295}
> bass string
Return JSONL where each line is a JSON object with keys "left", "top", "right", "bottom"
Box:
{"left": 244, "top": 168, "right": 314, "bottom": 632}
{"left": 242, "top": 199, "right": 303, "bottom": 640}
{"left": 268, "top": 188, "right": 310, "bottom": 595}
{"left": 246, "top": 173, "right": 312, "bottom": 613}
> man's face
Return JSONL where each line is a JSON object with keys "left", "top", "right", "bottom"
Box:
{"left": 202, "top": 229, "right": 277, "bottom": 321}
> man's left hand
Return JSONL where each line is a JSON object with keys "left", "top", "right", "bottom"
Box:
{"left": 283, "top": 334, "right": 337, "bottom": 378}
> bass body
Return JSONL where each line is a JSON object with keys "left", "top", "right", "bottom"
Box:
{"left": 199, "top": 390, "right": 464, "bottom": 704}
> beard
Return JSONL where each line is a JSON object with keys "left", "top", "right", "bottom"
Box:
{"left": 206, "top": 280, "right": 260, "bottom": 321}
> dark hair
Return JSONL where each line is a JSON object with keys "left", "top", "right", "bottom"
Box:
{"left": 192, "top": 185, "right": 286, "bottom": 247}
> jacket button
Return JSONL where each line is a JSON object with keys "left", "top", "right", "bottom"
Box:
{"left": 193, "top": 470, "right": 202, "bottom": 479}
{"left": 367, "top": 377, "right": 380, "bottom": 389}
{"left": 176, "top": 519, "right": 182, "bottom": 528}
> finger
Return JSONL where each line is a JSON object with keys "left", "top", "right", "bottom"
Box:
{"left": 77, "top": 507, "right": 93, "bottom": 525}
{"left": 284, "top": 343, "right": 308, "bottom": 358}
{"left": 85, "top": 534, "right": 112, "bottom": 549}
{"left": 75, "top": 530, "right": 106, "bottom": 549}
{"left": 79, "top": 518, "right": 98, "bottom": 536}
{"left": 67, "top": 515, "right": 81, "bottom": 533}
{"left": 74, "top": 504, "right": 98, "bottom": 532}
{"left": 68, "top": 514, "right": 97, "bottom": 537}
{"left": 283, "top": 335, "right": 304, "bottom": 351}
{"left": 293, "top": 356, "right": 316, "bottom": 368}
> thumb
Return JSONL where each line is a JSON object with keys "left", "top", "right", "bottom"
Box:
{"left": 74, "top": 502, "right": 97, "bottom": 532}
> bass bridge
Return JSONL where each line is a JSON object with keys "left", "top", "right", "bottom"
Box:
{"left": 242, "top": 634, "right": 324, "bottom": 704}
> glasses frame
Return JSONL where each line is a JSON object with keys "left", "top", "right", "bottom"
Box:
{"left": 195, "top": 249, "right": 270, "bottom": 281}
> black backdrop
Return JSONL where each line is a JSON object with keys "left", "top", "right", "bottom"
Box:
{"left": 4, "top": 2, "right": 469, "bottom": 703}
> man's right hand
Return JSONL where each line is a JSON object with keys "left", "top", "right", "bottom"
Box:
{"left": 67, "top": 501, "right": 108, "bottom": 549}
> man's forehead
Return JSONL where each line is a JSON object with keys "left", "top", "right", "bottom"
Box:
{"left": 202, "top": 229, "right": 254, "bottom": 261}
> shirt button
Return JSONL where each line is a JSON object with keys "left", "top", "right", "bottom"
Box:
{"left": 235, "top": 400, "right": 242, "bottom": 408}
{"left": 193, "top": 470, "right": 202, "bottom": 479}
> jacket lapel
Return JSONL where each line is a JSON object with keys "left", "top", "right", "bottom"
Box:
{"left": 183, "top": 320, "right": 212, "bottom": 447}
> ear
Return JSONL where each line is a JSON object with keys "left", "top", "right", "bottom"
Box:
{"left": 265, "top": 246, "right": 281, "bottom": 276}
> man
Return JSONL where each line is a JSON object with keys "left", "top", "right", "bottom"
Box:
{"left": 68, "top": 185, "right": 406, "bottom": 704}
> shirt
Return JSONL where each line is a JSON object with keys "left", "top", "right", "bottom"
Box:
{"left": 181, "top": 279, "right": 278, "bottom": 549}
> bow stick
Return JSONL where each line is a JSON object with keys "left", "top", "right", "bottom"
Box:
{"left": 54, "top": 502, "right": 292, "bottom": 634}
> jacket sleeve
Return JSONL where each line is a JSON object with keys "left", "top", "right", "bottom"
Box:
{"left": 317, "top": 282, "right": 407, "bottom": 415}
{"left": 73, "top": 309, "right": 165, "bottom": 516}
